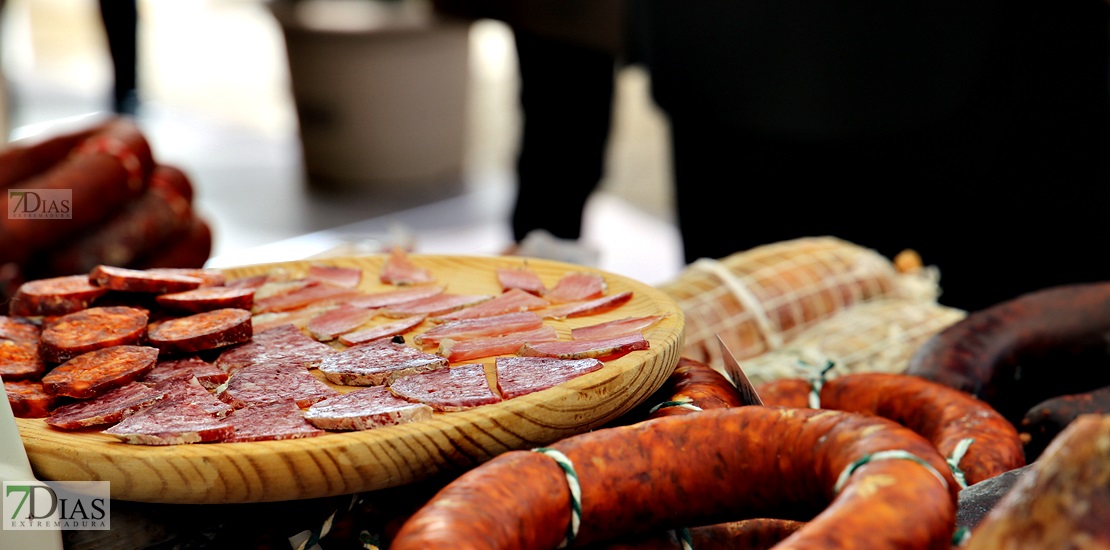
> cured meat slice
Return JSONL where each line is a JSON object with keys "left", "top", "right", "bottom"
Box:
{"left": 141, "top": 268, "right": 226, "bottom": 287}
{"left": 306, "top": 264, "right": 362, "bottom": 289}
{"left": 541, "top": 290, "right": 634, "bottom": 320}
{"left": 380, "top": 247, "right": 434, "bottom": 285}
{"left": 142, "top": 356, "right": 228, "bottom": 390}
{"left": 0, "top": 318, "right": 44, "bottom": 381}
{"left": 431, "top": 289, "right": 550, "bottom": 322}
{"left": 4, "top": 379, "right": 58, "bottom": 418}
{"left": 304, "top": 386, "right": 434, "bottom": 431}
{"left": 495, "top": 356, "right": 604, "bottom": 399}
{"left": 381, "top": 293, "right": 493, "bottom": 318}
{"left": 496, "top": 266, "right": 547, "bottom": 295}
{"left": 570, "top": 315, "right": 666, "bottom": 340}
{"left": 147, "top": 308, "right": 252, "bottom": 354}
{"left": 215, "top": 323, "right": 336, "bottom": 374}
{"left": 89, "top": 264, "right": 204, "bottom": 294}
{"left": 220, "top": 400, "right": 325, "bottom": 443}
{"left": 518, "top": 332, "right": 650, "bottom": 361}
{"left": 38, "top": 306, "right": 148, "bottom": 363}
{"left": 225, "top": 274, "right": 271, "bottom": 290}
{"left": 348, "top": 284, "right": 445, "bottom": 309}
{"left": 439, "top": 325, "right": 560, "bottom": 363}
{"left": 319, "top": 339, "right": 448, "bottom": 386}
{"left": 414, "top": 311, "right": 545, "bottom": 347}
{"left": 152, "top": 374, "right": 234, "bottom": 416}
{"left": 45, "top": 381, "right": 164, "bottom": 430}
{"left": 544, "top": 272, "right": 606, "bottom": 304}
{"left": 251, "top": 304, "right": 337, "bottom": 333}
{"left": 0, "top": 316, "right": 40, "bottom": 342}
{"left": 103, "top": 402, "right": 235, "bottom": 445}
{"left": 41, "top": 345, "right": 159, "bottom": 399}
{"left": 338, "top": 315, "right": 426, "bottom": 346}
{"left": 252, "top": 277, "right": 313, "bottom": 300}
{"left": 217, "top": 363, "right": 340, "bottom": 408}
{"left": 252, "top": 283, "right": 366, "bottom": 314}
{"left": 155, "top": 286, "right": 255, "bottom": 314}
{"left": 8, "top": 274, "right": 109, "bottom": 317}
{"left": 389, "top": 364, "right": 502, "bottom": 412}
{"left": 306, "top": 304, "right": 378, "bottom": 341}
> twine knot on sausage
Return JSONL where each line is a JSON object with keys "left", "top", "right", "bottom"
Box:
{"left": 801, "top": 359, "right": 836, "bottom": 409}
{"left": 648, "top": 398, "right": 703, "bottom": 414}
{"left": 533, "top": 447, "right": 581, "bottom": 548}
{"left": 945, "top": 437, "right": 975, "bottom": 489}
{"left": 834, "top": 449, "right": 949, "bottom": 495}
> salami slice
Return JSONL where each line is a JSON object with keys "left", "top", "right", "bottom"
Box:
{"left": 338, "top": 315, "right": 426, "bottom": 346}
{"left": 8, "top": 274, "right": 109, "bottom": 317}
{"left": 147, "top": 308, "right": 252, "bottom": 354}
{"left": 545, "top": 272, "right": 607, "bottom": 304}
{"left": 155, "top": 286, "right": 255, "bottom": 314}
{"left": 496, "top": 266, "right": 547, "bottom": 295}
{"left": 151, "top": 374, "right": 234, "bottom": 417}
{"left": 305, "top": 386, "right": 434, "bottom": 431}
{"left": 389, "top": 364, "right": 501, "bottom": 412}
{"left": 306, "top": 304, "right": 378, "bottom": 341}
{"left": 439, "top": 325, "right": 560, "bottom": 363}
{"left": 45, "top": 381, "right": 164, "bottom": 430}
{"left": 41, "top": 345, "right": 159, "bottom": 399}
{"left": 518, "top": 332, "right": 650, "bottom": 361}
{"left": 541, "top": 291, "right": 634, "bottom": 320}
{"left": 221, "top": 400, "right": 325, "bottom": 443}
{"left": 4, "top": 379, "right": 59, "bottom": 418}
{"left": 217, "top": 363, "right": 340, "bottom": 409}
{"left": 103, "top": 402, "right": 235, "bottom": 445}
{"left": 414, "top": 311, "right": 545, "bottom": 347}
{"left": 319, "top": 339, "right": 448, "bottom": 386}
{"left": 431, "top": 289, "right": 550, "bottom": 323}
{"left": 215, "top": 323, "right": 336, "bottom": 374}
{"left": 38, "top": 306, "right": 148, "bottom": 364}
{"left": 142, "top": 356, "right": 229, "bottom": 390}
{"left": 495, "top": 357, "right": 604, "bottom": 399}
{"left": 89, "top": 264, "right": 204, "bottom": 294}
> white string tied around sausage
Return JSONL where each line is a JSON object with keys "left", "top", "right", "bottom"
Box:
{"left": 945, "top": 437, "right": 975, "bottom": 490}
{"left": 648, "top": 397, "right": 703, "bottom": 414}
{"left": 801, "top": 359, "right": 837, "bottom": 409}
{"left": 533, "top": 447, "right": 582, "bottom": 548}
{"left": 834, "top": 449, "right": 949, "bottom": 495}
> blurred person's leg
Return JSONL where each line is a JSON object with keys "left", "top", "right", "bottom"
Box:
{"left": 98, "top": 0, "right": 138, "bottom": 114}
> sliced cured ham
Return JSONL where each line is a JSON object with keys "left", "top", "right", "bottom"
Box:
{"left": 431, "top": 289, "right": 550, "bottom": 322}
{"left": 251, "top": 304, "right": 337, "bottom": 333}
{"left": 338, "top": 315, "right": 426, "bottom": 346}
{"left": 348, "top": 284, "right": 445, "bottom": 309}
{"left": 495, "top": 357, "right": 605, "bottom": 399}
{"left": 220, "top": 400, "right": 325, "bottom": 443}
{"left": 381, "top": 293, "right": 493, "bottom": 318}
{"left": 518, "top": 331, "right": 650, "bottom": 361}
{"left": 544, "top": 272, "right": 606, "bottom": 304}
{"left": 380, "top": 247, "right": 434, "bottom": 285}
{"left": 439, "top": 325, "right": 559, "bottom": 363}
{"left": 570, "top": 315, "right": 666, "bottom": 340}
{"left": 225, "top": 273, "right": 271, "bottom": 290}
{"left": 142, "top": 356, "right": 228, "bottom": 390}
{"left": 217, "top": 363, "right": 340, "bottom": 409}
{"left": 306, "top": 264, "right": 362, "bottom": 289}
{"left": 5, "top": 379, "right": 59, "bottom": 418}
{"left": 414, "top": 311, "right": 545, "bottom": 347}
{"left": 305, "top": 386, "right": 434, "bottom": 431}
{"left": 496, "top": 266, "right": 547, "bottom": 296}
{"left": 45, "top": 381, "right": 164, "bottom": 430}
{"left": 252, "top": 283, "right": 366, "bottom": 314}
{"left": 319, "top": 339, "right": 448, "bottom": 386}
{"left": 144, "top": 268, "right": 227, "bottom": 287}
{"left": 306, "top": 304, "right": 378, "bottom": 341}
{"left": 389, "top": 364, "right": 502, "bottom": 412}
{"left": 252, "top": 277, "right": 314, "bottom": 301}
{"left": 103, "top": 402, "right": 235, "bottom": 445}
{"left": 541, "top": 290, "right": 634, "bottom": 320}
{"left": 215, "top": 324, "right": 336, "bottom": 374}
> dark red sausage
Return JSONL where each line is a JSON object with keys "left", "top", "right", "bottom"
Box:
{"left": 134, "top": 214, "right": 214, "bottom": 270}
{"left": 0, "top": 121, "right": 103, "bottom": 190}
{"left": 89, "top": 264, "right": 204, "bottom": 294}
{"left": 647, "top": 357, "right": 745, "bottom": 419}
{"left": 146, "top": 308, "right": 252, "bottom": 354}
{"left": 41, "top": 345, "right": 159, "bottom": 399}
{"left": 586, "top": 518, "right": 806, "bottom": 549}
{"left": 8, "top": 274, "right": 110, "bottom": 317}
{"left": 391, "top": 407, "right": 958, "bottom": 549}
{"left": 4, "top": 379, "right": 59, "bottom": 418}
{"left": 155, "top": 286, "right": 254, "bottom": 314}
{"left": 1019, "top": 384, "right": 1110, "bottom": 461}
{"left": 38, "top": 306, "right": 149, "bottom": 364}
{"left": 0, "top": 319, "right": 45, "bottom": 381}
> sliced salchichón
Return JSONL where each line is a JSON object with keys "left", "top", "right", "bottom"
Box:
{"left": 305, "top": 386, "right": 433, "bottom": 431}
{"left": 217, "top": 362, "right": 340, "bottom": 409}
{"left": 103, "top": 401, "right": 235, "bottom": 445}
{"left": 215, "top": 323, "right": 336, "bottom": 374}
{"left": 150, "top": 373, "right": 234, "bottom": 417}
{"left": 389, "top": 364, "right": 502, "bottom": 412}
{"left": 220, "top": 400, "right": 325, "bottom": 443}
{"left": 319, "top": 338, "right": 448, "bottom": 386}
{"left": 517, "top": 332, "right": 649, "bottom": 361}
{"left": 495, "top": 356, "right": 604, "bottom": 399}
{"left": 414, "top": 311, "right": 545, "bottom": 347}
{"left": 439, "top": 325, "right": 559, "bottom": 363}
{"left": 142, "top": 355, "right": 228, "bottom": 390}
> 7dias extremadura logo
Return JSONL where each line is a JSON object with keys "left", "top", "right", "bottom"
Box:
{"left": 3, "top": 481, "right": 110, "bottom": 531}
{"left": 6, "top": 189, "right": 72, "bottom": 220}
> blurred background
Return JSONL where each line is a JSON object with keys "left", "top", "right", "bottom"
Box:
{"left": 0, "top": 0, "right": 685, "bottom": 284}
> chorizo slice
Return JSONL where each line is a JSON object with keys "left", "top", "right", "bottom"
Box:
{"left": 41, "top": 345, "right": 159, "bottom": 399}
{"left": 390, "top": 407, "right": 958, "bottom": 549}
{"left": 146, "top": 308, "right": 252, "bottom": 354}
{"left": 38, "top": 305, "right": 148, "bottom": 364}
{"left": 0, "top": 316, "right": 45, "bottom": 381}
{"left": 8, "top": 274, "right": 109, "bottom": 317}
{"left": 89, "top": 264, "right": 205, "bottom": 294}
{"left": 4, "top": 379, "right": 59, "bottom": 418}
{"left": 154, "top": 286, "right": 255, "bottom": 314}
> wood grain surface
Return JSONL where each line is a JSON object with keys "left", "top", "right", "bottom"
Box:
{"left": 15, "top": 254, "right": 685, "bottom": 504}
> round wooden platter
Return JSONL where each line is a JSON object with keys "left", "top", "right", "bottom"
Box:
{"left": 16, "top": 254, "right": 685, "bottom": 504}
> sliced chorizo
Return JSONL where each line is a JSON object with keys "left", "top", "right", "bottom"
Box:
{"left": 8, "top": 274, "right": 109, "bottom": 317}
{"left": 89, "top": 264, "right": 205, "bottom": 294}
{"left": 4, "top": 379, "right": 59, "bottom": 418}
{"left": 38, "top": 306, "right": 148, "bottom": 364}
{"left": 155, "top": 286, "right": 255, "bottom": 314}
{"left": 40, "top": 345, "right": 159, "bottom": 399}
{"left": 146, "top": 308, "right": 252, "bottom": 354}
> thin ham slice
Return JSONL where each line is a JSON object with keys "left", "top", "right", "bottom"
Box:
{"left": 570, "top": 315, "right": 666, "bottom": 340}
{"left": 438, "top": 325, "right": 559, "bottom": 363}
{"left": 318, "top": 339, "right": 448, "bottom": 386}
{"left": 381, "top": 293, "right": 492, "bottom": 318}
{"left": 517, "top": 332, "right": 649, "bottom": 361}
{"left": 495, "top": 357, "right": 604, "bottom": 399}
{"left": 414, "top": 311, "right": 545, "bottom": 347}
{"left": 306, "top": 304, "right": 378, "bottom": 341}
{"left": 348, "top": 284, "right": 445, "bottom": 309}
{"left": 338, "top": 315, "right": 427, "bottom": 346}
{"left": 389, "top": 364, "right": 501, "bottom": 412}
{"left": 304, "top": 386, "right": 433, "bottom": 431}
{"left": 545, "top": 272, "right": 607, "bottom": 304}
{"left": 380, "top": 247, "right": 434, "bottom": 285}
{"left": 431, "top": 288, "right": 550, "bottom": 322}
{"left": 541, "top": 291, "right": 634, "bottom": 319}
{"left": 496, "top": 266, "right": 547, "bottom": 295}
{"left": 306, "top": 264, "right": 362, "bottom": 288}
{"left": 252, "top": 283, "right": 367, "bottom": 314}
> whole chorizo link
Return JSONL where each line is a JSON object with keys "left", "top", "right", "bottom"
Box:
{"left": 757, "top": 372, "right": 1026, "bottom": 486}
{"left": 647, "top": 357, "right": 746, "bottom": 419}
{"left": 584, "top": 518, "right": 805, "bottom": 550}
{"left": 390, "top": 407, "right": 958, "bottom": 550}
